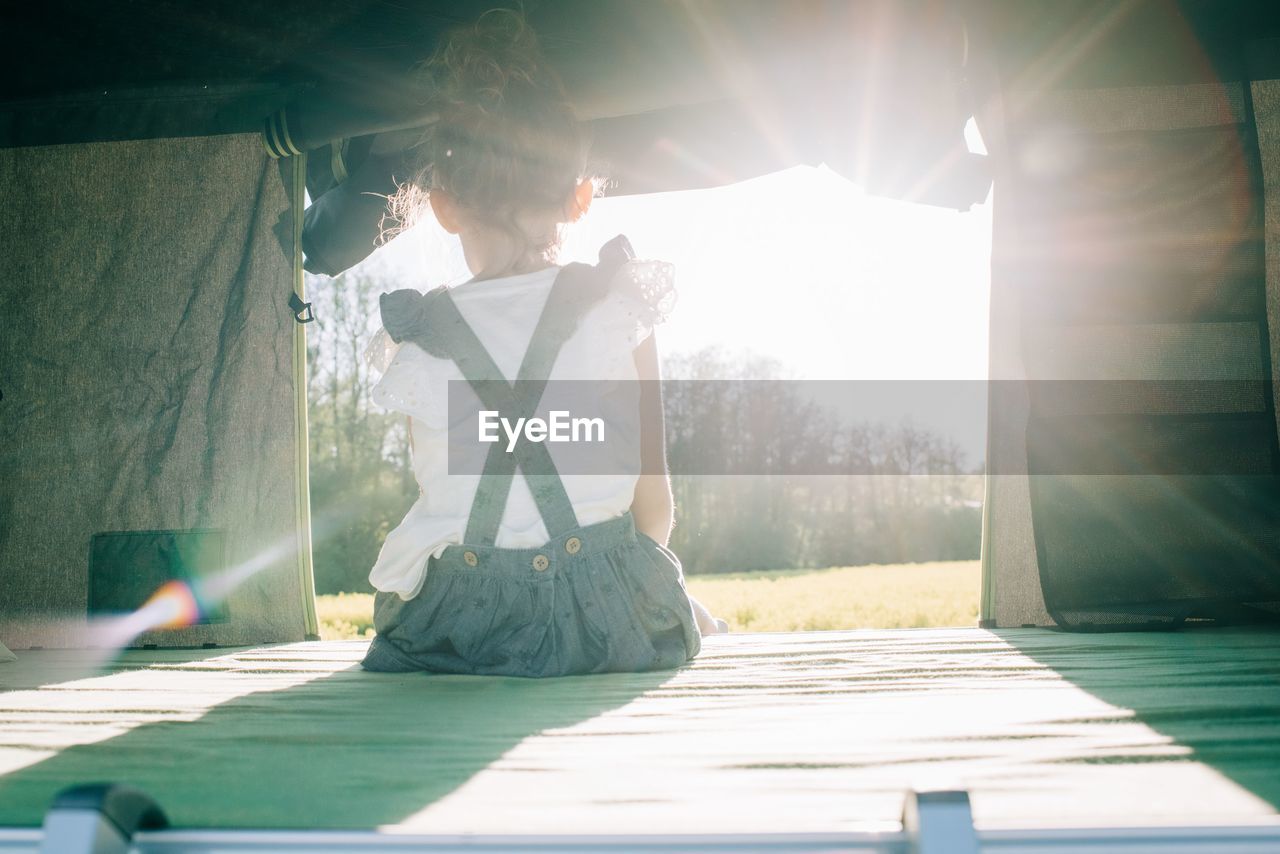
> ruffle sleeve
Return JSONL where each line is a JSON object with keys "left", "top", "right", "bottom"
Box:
{"left": 559, "top": 256, "right": 676, "bottom": 392}
{"left": 362, "top": 285, "right": 467, "bottom": 428}
{"left": 361, "top": 306, "right": 443, "bottom": 428}
{"left": 362, "top": 325, "right": 401, "bottom": 379}
{"left": 607, "top": 257, "right": 677, "bottom": 349}
{"left": 367, "top": 341, "right": 456, "bottom": 428}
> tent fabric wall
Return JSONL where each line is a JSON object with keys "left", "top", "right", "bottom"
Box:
{"left": 983, "top": 79, "right": 1280, "bottom": 628}
{"left": 980, "top": 81, "right": 1050, "bottom": 628}
{"left": 0, "top": 134, "right": 313, "bottom": 649}
{"left": 977, "top": 204, "right": 1049, "bottom": 627}
{"left": 1256, "top": 79, "right": 1280, "bottom": 452}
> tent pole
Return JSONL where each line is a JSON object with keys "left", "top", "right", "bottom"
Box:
{"left": 290, "top": 153, "right": 320, "bottom": 641}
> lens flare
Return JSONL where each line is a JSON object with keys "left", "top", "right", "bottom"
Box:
{"left": 55, "top": 533, "right": 307, "bottom": 655}
{"left": 139, "top": 580, "right": 204, "bottom": 630}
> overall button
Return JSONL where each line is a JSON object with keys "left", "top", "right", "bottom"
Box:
{"left": 463, "top": 550, "right": 478, "bottom": 567}
{"left": 565, "top": 536, "right": 582, "bottom": 555}
{"left": 532, "top": 554, "right": 550, "bottom": 572}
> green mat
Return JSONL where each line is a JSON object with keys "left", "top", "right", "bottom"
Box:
{"left": 1, "top": 628, "right": 1277, "bottom": 832}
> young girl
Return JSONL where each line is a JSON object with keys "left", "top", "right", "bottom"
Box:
{"left": 360, "top": 9, "right": 724, "bottom": 677}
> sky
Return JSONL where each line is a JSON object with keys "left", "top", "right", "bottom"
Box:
{"left": 362, "top": 136, "right": 992, "bottom": 465}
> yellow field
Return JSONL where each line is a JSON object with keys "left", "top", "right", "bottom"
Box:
{"left": 687, "top": 560, "right": 980, "bottom": 632}
{"left": 316, "top": 591, "right": 379, "bottom": 640}
{"left": 316, "top": 560, "right": 980, "bottom": 639}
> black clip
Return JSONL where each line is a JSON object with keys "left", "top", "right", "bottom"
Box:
{"left": 289, "top": 292, "right": 316, "bottom": 324}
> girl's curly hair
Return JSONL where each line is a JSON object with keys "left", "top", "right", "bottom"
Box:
{"left": 389, "top": 8, "right": 594, "bottom": 255}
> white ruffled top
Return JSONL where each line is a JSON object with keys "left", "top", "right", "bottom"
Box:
{"left": 364, "top": 258, "right": 674, "bottom": 600}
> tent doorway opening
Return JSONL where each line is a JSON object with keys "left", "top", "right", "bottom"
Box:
{"left": 305, "top": 121, "right": 992, "bottom": 637}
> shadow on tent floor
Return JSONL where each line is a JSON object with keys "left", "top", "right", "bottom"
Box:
{"left": 998, "top": 627, "right": 1280, "bottom": 814}
{"left": 0, "top": 627, "right": 1277, "bottom": 833}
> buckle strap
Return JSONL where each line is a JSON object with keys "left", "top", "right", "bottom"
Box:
{"left": 430, "top": 289, "right": 578, "bottom": 544}
{"left": 382, "top": 236, "right": 635, "bottom": 545}
{"left": 448, "top": 256, "right": 630, "bottom": 543}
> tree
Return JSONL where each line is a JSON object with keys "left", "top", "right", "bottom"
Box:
{"left": 662, "top": 348, "right": 982, "bottom": 573}
{"left": 306, "top": 268, "right": 417, "bottom": 594}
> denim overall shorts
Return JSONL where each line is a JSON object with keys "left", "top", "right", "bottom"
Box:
{"left": 362, "top": 238, "right": 702, "bottom": 677}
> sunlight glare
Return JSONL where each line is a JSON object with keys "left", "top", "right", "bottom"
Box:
{"left": 375, "top": 165, "right": 992, "bottom": 461}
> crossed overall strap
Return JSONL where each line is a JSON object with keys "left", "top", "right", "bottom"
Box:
{"left": 434, "top": 264, "right": 596, "bottom": 545}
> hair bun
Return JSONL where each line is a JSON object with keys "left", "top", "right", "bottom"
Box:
{"left": 430, "top": 8, "right": 557, "bottom": 112}
{"left": 390, "top": 7, "right": 593, "bottom": 248}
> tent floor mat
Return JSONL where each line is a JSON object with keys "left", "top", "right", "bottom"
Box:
{"left": 1, "top": 627, "right": 1278, "bottom": 832}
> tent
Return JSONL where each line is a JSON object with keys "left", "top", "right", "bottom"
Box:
{"left": 3, "top": 2, "right": 1280, "bottom": 849}
{"left": 4, "top": 0, "right": 1279, "bottom": 649}
{"left": 976, "top": 0, "right": 1280, "bottom": 629}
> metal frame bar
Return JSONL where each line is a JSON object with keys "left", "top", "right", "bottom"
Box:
{"left": 5, "top": 824, "right": 1280, "bottom": 854}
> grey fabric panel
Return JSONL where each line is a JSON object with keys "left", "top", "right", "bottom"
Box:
{"left": 1028, "top": 381, "right": 1269, "bottom": 417}
{"left": 983, "top": 475, "right": 1048, "bottom": 627}
{"left": 1031, "top": 474, "right": 1280, "bottom": 627}
{"left": 987, "top": 81, "right": 1280, "bottom": 628}
{"left": 1024, "top": 322, "right": 1270, "bottom": 418}
{"left": 0, "top": 84, "right": 286, "bottom": 149}
{"left": 1018, "top": 125, "right": 1263, "bottom": 324}
{"left": 983, "top": 186, "right": 1051, "bottom": 627}
{"left": 1028, "top": 416, "right": 1277, "bottom": 475}
{"left": 1256, "top": 80, "right": 1280, "bottom": 452}
{"left": 1025, "top": 322, "right": 1267, "bottom": 381}
{"left": 1015, "top": 82, "right": 1247, "bottom": 133}
{"left": 0, "top": 134, "right": 308, "bottom": 649}
{"left": 1004, "top": 82, "right": 1280, "bottom": 629}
